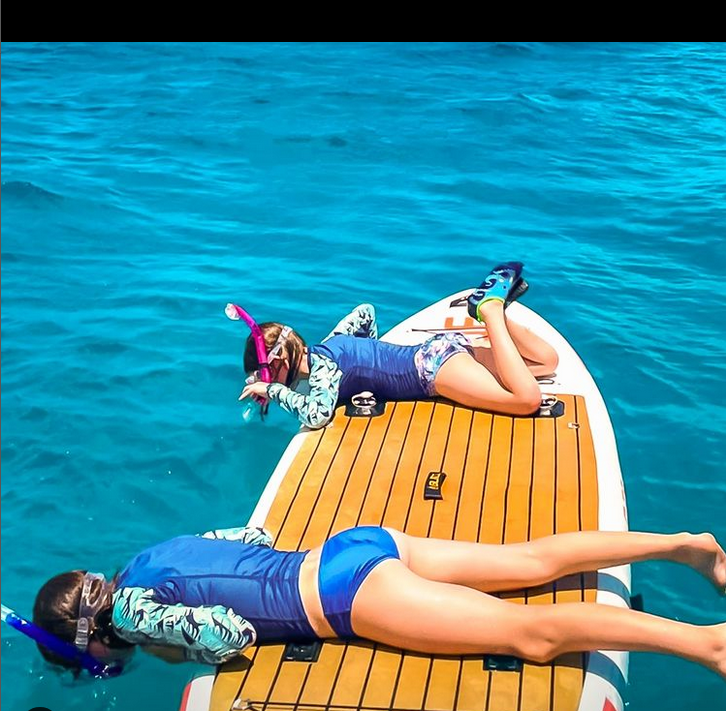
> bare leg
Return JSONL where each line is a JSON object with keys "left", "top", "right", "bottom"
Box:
{"left": 503, "top": 315, "right": 559, "bottom": 377}
{"left": 351, "top": 561, "right": 726, "bottom": 676}
{"left": 434, "top": 301, "right": 541, "bottom": 416}
{"left": 386, "top": 529, "right": 726, "bottom": 593}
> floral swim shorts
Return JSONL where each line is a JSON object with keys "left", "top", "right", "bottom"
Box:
{"left": 414, "top": 332, "right": 474, "bottom": 396}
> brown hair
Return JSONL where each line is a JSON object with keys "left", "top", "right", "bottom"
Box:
{"left": 32, "top": 570, "right": 131, "bottom": 672}
{"left": 243, "top": 322, "right": 306, "bottom": 387}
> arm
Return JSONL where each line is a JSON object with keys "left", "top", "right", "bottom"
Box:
{"left": 323, "top": 303, "right": 378, "bottom": 342}
{"left": 112, "top": 587, "right": 256, "bottom": 665}
{"left": 267, "top": 352, "right": 341, "bottom": 429}
{"left": 199, "top": 526, "right": 273, "bottom": 547}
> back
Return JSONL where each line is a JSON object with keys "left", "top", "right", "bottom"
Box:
{"left": 310, "top": 335, "right": 425, "bottom": 401}
{"left": 117, "top": 536, "right": 310, "bottom": 642}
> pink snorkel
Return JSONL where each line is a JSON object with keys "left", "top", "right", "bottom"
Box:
{"left": 226, "top": 303, "right": 292, "bottom": 422}
{"left": 225, "top": 303, "right": 274, "bottom": 384}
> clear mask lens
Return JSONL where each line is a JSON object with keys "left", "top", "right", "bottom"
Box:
{"left": 268, "top": 326, "right": 292, "bottom": 361}
{"left": 74, "top": 572, "right": 110, "bottom": 651}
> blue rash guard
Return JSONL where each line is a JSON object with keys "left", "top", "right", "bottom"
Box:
{"left": 116, "top": 535, "right": 316, "bottom": 645}
{"left": 309, "top": 335, "right": 426, "bottom": 401}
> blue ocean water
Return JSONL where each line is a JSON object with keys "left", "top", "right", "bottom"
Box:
{"left": 1, "top": 42, "right": 725, "bottom": 711}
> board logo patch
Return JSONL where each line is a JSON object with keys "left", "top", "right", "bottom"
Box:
{"left": 424, "top": 471, "right": 446, "bottom": 500}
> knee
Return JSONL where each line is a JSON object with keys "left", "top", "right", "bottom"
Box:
{"left": 515, "top": 637, "right": 558, "bottom": 664}
{"left": 543, "top": 349, "right": 559, "bottom": 376}
{"left": 511, "top": 622, "right": 559, "bottom": 663}
{"left": 519, "top": 549, "right": 555, "bottom": 585}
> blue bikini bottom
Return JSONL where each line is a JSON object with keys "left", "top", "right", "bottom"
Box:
{"left": 317, "top": 526, "right": 400, "bottom": 638}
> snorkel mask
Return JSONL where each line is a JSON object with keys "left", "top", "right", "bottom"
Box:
{"left": 225, "top": 303, "right": 292, "bottom": 419}
{"left": 74, "top": 572, "right": 113, "bottom": 652}
{"left": 2, "top": 572, "right": 123, "bottom": 679}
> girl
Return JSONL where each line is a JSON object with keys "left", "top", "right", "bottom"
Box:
{"left": 31, "top": 524, "right": 726, "bottom": 679}
{"left": 232, "top": 262, "right": 559, "bottom": 429}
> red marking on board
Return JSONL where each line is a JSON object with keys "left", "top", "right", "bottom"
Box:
{"left": 178, "top": 682, "right": 192, "bottom": 711}
{"left": 443, "top": 316, "right": 487, "bottom": 335}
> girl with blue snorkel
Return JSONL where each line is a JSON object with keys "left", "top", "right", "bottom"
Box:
{"left": 228, "top": 262, "right": 559, "bottom": 428}
{"left": 18, "top": 524, "right": 726, "bottom": 679}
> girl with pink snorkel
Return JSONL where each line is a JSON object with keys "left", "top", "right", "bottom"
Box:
{"left": 227, "top": 262, "right": 558, "bottom": 428}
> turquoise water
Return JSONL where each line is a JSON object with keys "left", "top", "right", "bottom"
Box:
{"left": 2, "top": 42, "right": 725, "bottom": 710}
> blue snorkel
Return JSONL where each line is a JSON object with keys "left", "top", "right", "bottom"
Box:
{"left": 1, "top": 603, "right": 123, "bottom": 679}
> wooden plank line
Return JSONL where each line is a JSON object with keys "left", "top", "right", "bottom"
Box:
{"left": 262, "top": 648, "right": 294, "bottom": 711}
{"left": 264, "top": 429, "right": 328, "bottom": 538}
{"left": 452, "top": 658, "right": 465, "bottom": 711}
{"left": 380, "top": 402, "right": 429, "bottom": 527}
{"left": 326, "top": 403, "right": 398, "bottom": 539}
{"left": 425, "top": 403, "right": 459, "bottom": 540}
{"left": 418, "top": 657, "right": 437, "bottom": 711}
{"left": 275, "top": 417, "right": 352, "bottom": 543}
{"left": 450, "top": 411, "right": 475, "bottom": 541}
{"left": 324, "top": 644, "right": 353, "bottom": 710}
{"left": 574, "top": 397, "right": 590, "bottom": 688}
{"left": 356, "top": 642, "right": 382, "bottom": 711}
{"left": 209, "top": 647, "right": 260, "bottom": 711}
{"left": 388, "top": 651, "right": 409, "bottom": 711}
{"left": 501, "top": 419, "right": 516, "bottom": 544}
{"left": 479, "top": 412, "right": 496, "bottom": 537}
{"left": 401, "top": 403, "right": 441, "bottom": 532}
{"left": 345, "top": 402, "right": 398, "bottom": 529}
{"left": 298, "top": 417, "right": 373, "bottom": 548}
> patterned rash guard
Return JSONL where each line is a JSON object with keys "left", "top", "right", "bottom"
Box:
{"left": 111, "top": 526, "right": 273, "bottom": 664}
{"left": 266, "top": 304, "right": 379, "bottom": 428}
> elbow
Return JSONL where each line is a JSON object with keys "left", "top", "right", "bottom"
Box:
{"left": 524, "top": 392, "right": 544, "bottom": 415}
{"left": 519, "top": 393, "right": 543, "bottom": 416}
{"left": 507, "top": 391, "right": 542, "bottom": 417}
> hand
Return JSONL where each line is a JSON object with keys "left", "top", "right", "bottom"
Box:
{"left": 239, "top": 381, "right": 270, "bottom": 402}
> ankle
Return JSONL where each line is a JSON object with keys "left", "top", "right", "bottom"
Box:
{"left": 477, "top": 299, "right": 504, "bottom": 322}
{"left": 670, "top": 532, "right": 695, "bottom": 562}
{"left": 705, "top": 623, "right": 726, "bottom": 676}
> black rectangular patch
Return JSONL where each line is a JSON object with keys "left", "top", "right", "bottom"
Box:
{"left": 424, "top": 471, "right": 446, "bottom": 500}
{"left": 484, "top": 654, "right": 523, "bottom": 671}
{"left": 283, "top": 641, "right": 321, "bottom": 662}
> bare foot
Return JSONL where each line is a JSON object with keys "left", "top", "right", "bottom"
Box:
{"left": 678, "top": 533, "right": 726, "bottom": 592}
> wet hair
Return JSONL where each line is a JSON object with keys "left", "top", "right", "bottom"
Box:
{"left": 32, "top": 570, "right": 132, "bottom": 672}
{"left": 243, "top": 322, "right": 306, "bottom": 387}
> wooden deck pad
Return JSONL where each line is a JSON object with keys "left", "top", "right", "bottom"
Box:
{"left": 211, "top": 394, "right": 598, "bottom": 711}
